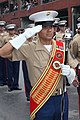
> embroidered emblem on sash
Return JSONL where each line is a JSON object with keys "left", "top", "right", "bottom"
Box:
{"left": 56, "top": 52, "right": 63, "bottom": 59}
{"left": 52, "top": 61, "right": 61, "bottom": 70}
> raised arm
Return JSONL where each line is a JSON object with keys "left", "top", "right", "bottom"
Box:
{"left": 0, "top": 25, "right": 42, "bottom": 57}
{"left": 9, "top": 25, "right": 42, "bottom": 50}
{"left": 0, "top": 42, "right": 13, "bottom": 56}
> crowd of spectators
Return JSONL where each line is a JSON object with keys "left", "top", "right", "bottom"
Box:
{"left": 0, "top": 1, "right": 18, "bottom": 14}
{"left": 20, "top": 0, "right": 38, "bottom": 10}
{"left": 0, "top": 0, "right": 38, "bottom": 15}
{"left": 0, "top": 0, "right": 56, "bottom": 14}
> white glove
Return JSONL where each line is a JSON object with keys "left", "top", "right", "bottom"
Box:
{"left": 61, "top": 64, "right": 71, "bottom": 76}
{"left": 61, "top": 64, "right": 76, "bottom": 84}
{"left": 9, "top": 25, "right": 42, "bottom": 50}
{"left": 23, "top": 25, "right": 42, "bottom": 38}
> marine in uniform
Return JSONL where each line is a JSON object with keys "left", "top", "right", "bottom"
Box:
{"left": 3, "top": 24, "right": 21, "bottom": 91}
{"left": 68, "top": 23, "right": 80, "bottom": 118}
{"left": 55, "top": 20, "right": 67, "bottom": 41}
{"left": 0, "top": 11, "right": 76, "bottom": 120}
{"left": 53, "top": 18, "right": 60, "bottom": 40}
{"left": 0, "top": 21, "right": 8, "bottom": 86}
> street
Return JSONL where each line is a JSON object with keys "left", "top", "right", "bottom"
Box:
{"left": 0, "top": 84, "right": 79, "bottom": 120}
{"left": 0, "top": 62, "right": 30, "bottom": 120}
{"left": 0, "top": 86, "right": 30, "bottom": 120}
{"left": 68, "top": 85, "right": 79, "bottom": 120}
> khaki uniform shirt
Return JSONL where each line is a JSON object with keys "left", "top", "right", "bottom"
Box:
{"left": 3, "top": 34, "right": 18, "bottom": 43}
{"left": 0, "top": 31, "right": 9, "bottom": 47}
{"left": 68, "top": 35, "right": 80, "bottom": 68}
{"left": 73, "top": 33, "right": 79, "bottom": 39}
{"left": 12, "top": 39, "right": 64, "bottom": 93}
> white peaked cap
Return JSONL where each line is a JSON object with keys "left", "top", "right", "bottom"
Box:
{"left": 77, "top": 17, "right": 80, "bottom": 22}
{"left": 29, "top": 10, "right": 58, "bottom": 22}
{"left": 54, "top": 18, "right": 60, "bottom": 23}
{"left": 53, "top": 18, "right": 60, "bottom": 25}
{"left": 77, "top": 23, "right": 80, "bottom": 29}
{"left": 0, "top": 21, "right": 6, "bottom": 26}
{"left": 27, "top": 23, "right": 35, "bottom": 28}
{"left": 6, "top": 24, "right": 16, "bottom": 29}
{"left": 59, "top": 20, "right": 67, "bottom": 26}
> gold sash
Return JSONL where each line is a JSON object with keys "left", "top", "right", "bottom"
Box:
{"left": 30, "top": 40, "right": 65, "bottom": 120}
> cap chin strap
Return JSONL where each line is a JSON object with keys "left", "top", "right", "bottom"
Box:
{"left": 35, "top": 21, "right": 53, "bottom": 26}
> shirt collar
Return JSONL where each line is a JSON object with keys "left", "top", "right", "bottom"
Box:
{"left": 35, "top": 39, "right": 54, "bottom": 54}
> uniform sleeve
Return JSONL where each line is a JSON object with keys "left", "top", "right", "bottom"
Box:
{"left": 68, "top": 38, "right": 79, "bottom": 68}
{"left": 68, "top": 49, "right": 78, "bottom": 68}
{"left": 12, "top": 44, "right": 30, "bottom": 61}
{"left": 12, "top": 49, "right": 25, "bottom": 61}
{"left": 0, "top": 36, "right": 6, "bottom": 47}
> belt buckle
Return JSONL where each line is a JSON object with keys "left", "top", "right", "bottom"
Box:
{"left": 55, "top": 88, "right": 62, "bottom": 95}
{"left": 52, "top": 88, "right": 63, "bottom": 96}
